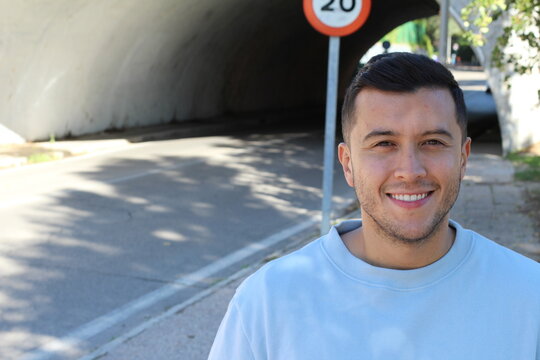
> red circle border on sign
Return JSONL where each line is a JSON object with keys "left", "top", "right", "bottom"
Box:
{"left": 303, "top": 0, "right": 371, "bottom": 37}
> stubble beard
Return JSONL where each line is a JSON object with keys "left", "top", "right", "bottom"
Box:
{"left": 354, "top": 173, "right": 462, "bottom": 245}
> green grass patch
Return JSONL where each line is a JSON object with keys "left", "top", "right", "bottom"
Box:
{"left": 263, "top": 255, "right": 279, "bottom": 263}
{"left": 27, "top": 152, "right": 62, "bottom": 164}
{"left": 523, "top": 188, "right": 540, "bottom": 231}
{"left": 508, "top": 153, "right": 540, "bottom": 182}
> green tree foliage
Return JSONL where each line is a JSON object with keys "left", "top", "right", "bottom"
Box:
{"left": 382, "top": 19, "right": 435, "bottom": 56}
{"left": 462, "top": 0, "right": 540, "bottom": 82}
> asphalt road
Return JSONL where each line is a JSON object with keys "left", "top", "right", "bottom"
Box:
{"left": 0, "top": 128, "right": 354, "bottom": 359}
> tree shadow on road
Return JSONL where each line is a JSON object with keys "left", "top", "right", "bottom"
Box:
{"left": 0, "top": 127, "right": 353, "bottom": 358}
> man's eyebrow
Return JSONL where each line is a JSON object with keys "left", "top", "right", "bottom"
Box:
{"left": 362, "top": 128, "right": 454, "bottom": 142}
{"left": 422, "top": 129, "right": 454, "bottom": 139}
{"left": 363, "top": 130, "right": 397, "bottom": 142}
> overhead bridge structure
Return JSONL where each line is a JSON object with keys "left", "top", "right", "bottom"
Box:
{"left": 1, "top": 0, "right": 538, "bottom": 153}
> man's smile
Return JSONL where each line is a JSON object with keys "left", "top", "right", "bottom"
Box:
{"left": 386, "top": 191, "right": 435, "bottom": 208}
{"left": 388, "top": 192, "right": 431, "bottom": 202}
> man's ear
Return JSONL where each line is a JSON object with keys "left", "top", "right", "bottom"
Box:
{"left": 338, "top": 142, "right": 354, "bottom": 188}
{"left": 460, "top": 137, "right": 472, "bottom": 179}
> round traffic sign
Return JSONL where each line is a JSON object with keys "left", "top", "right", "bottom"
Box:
{"left": 303, "top": 0, "right": 371, "bottom": 37}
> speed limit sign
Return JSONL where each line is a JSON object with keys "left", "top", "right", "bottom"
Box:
{"left": 304, "top": 0, "right": 371, "bottom": 234}
{"left": 304, "top": 0, "right": 371, "bottom": 37}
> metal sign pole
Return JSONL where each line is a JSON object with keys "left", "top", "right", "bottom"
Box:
{"left": 303, "top": 0, "right": 370, "bottom": 235}
{"left": 439, "top": 0, "right": 450, "bottom": 64}
{"left": 320, "top": 36, "right": 340, "bottom": 235}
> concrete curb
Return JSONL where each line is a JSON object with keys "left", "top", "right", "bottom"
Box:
{"left": 0, "top": 108, "right": 323, "bottom": 171}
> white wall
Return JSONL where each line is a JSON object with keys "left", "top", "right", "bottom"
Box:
{"left": 482, "top": 19, "right": 540, "bottom": 154}
{"left": 0, "top": 0, "right": 327, "bottom": 142}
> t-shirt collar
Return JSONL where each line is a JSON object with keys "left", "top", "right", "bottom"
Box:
{"left": 321, "top": 219, "right": 474, "bottom": 290}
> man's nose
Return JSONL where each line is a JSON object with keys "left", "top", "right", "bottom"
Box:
{"left": 393, "top": 147, "right": 427, "bottom": 181}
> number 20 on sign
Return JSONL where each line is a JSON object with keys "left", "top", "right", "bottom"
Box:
{"left": 303, "top": 0, "right": 371, "bottom": 37}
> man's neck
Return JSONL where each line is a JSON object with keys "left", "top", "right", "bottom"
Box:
{"left": 341, "top": 217, "right": 456, "bottom": 270}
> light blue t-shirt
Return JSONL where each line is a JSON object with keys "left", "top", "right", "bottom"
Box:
{"left": 209, "top": 220, "right": 540, "bottom": 359}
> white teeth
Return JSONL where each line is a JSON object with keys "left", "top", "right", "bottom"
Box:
{"left": 390, "top": 193, "right": 429, "bottom": 202}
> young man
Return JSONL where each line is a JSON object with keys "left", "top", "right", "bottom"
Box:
{"left": 208, "top": 53, "right": 540, "bottom": 359}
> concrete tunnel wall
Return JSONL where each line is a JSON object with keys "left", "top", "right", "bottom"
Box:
{"left": 1, "top": 0, "right": 439, "bottom": 142}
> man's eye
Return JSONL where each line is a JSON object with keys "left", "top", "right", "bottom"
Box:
{"left": 375, "top": 141, "right": 394, "bottom": 147}
{"left": 424, "top": 139, "right": 443, "bottom": 146}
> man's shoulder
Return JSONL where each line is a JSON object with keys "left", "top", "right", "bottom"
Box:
{"left": 237, "top": 237, "right": 326, "bottom": 296}
{"left": 468, "top": 227, "right": 539, "bottom": 267}
{"left": 463, "top": 225, "right": 540, "bottom": 286}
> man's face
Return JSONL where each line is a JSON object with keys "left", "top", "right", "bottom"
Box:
{"left": 338, "top": 87, "right": 471, "bottom": 243}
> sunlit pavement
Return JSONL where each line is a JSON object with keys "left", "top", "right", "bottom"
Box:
{"left": 1, "top": 127, "right": 354, "bottom": 360}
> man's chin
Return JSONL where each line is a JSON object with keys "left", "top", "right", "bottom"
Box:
{"left": 362, "top": 206, "right": 451, "bottom": 245}
{"left": 379, "top": 223, "right": 440, "bottom": 245}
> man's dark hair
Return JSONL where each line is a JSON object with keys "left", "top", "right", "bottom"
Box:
{"left": 341, "top": 52, "right": 467, "bottom": 143}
